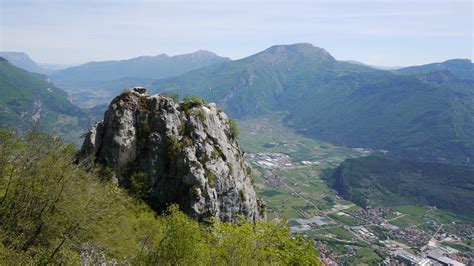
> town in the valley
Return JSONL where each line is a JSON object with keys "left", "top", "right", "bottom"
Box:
{"left": 245, "top": 149, "right": 473, "bottom": 265}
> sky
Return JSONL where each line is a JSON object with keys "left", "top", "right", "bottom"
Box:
{"left": 0, "top": 0, "right": 472, "bottom": 66}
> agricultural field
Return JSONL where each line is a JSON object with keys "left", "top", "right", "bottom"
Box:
{"left": 237, "top": 116, "right": 473, "bottom": 264}
{"left": 238, "top": 115, "right": 365, "bottom": 221}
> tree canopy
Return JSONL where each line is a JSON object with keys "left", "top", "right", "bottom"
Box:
{"left": 0, "top": 129, "right": 319, "bottom": 265}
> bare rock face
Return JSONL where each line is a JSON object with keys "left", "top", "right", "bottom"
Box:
{"left": 79, "top": 89, "right": 265, "bottom": 222}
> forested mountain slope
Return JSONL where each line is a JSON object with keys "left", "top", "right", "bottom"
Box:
{"left": 0, "top": 57, "right": 96, "bottom": 143}
{"left": 151, "top": 44, "right": 474, "bottom": 165}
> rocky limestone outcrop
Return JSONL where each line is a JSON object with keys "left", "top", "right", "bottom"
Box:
{"left": 79, "top": 88, "right": 265, "bottom": 222}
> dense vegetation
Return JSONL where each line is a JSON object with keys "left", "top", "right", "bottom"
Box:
{"left": 151, "top": 44, "right": 474, "bottom": 166}
{"left": 0, "top": 58, "right": 99, "bottom": 144}
{"left": 0, "top": 129, "right": 319, "bottom": 264}
{"left": 327, "top": 154, "right": 474, "bottom": 219}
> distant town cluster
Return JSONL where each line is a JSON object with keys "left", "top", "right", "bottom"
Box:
{"left": 245, "top": 152, "right": 294, "bottom": 169}
{"left": 314, "top": 206, "right": 471, "bottom": 265}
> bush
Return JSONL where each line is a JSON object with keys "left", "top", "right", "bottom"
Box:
{"left": 147, "top": 205, "right": 208, "bottom": 265}
{"left": 199, "top": 154, "right": 210, "bottom": 165}
{"left": 97, "top": 165, "right": 115, "bottom": 181}
{"left": 166, "top": 136, "right": 180, "bottom": 162}
{"left": 212, "top": 146, "right": 224, "bottom": 160}
{"left": 191, "top": 96, "right": 204, "bottom": 106}
{"left": 182, "top": 96, "right": 205, "bottom": 115}
{"left": 227, "top": 162, "right": 234, "bottom": 175}
{"left": 228, "top": 119, "right": 239, "bottom": 139}
{"left": 239, "top": 189, "right": 246, "bottom": 201}
{"left": 246, "top": 165, "right": 252, "bottom": 176}
{"left": 205, "top": 169, "right": 217, "bottom": 187}
{"left": 194, "top": 109, "right": 206, "bottom": 122}
{"left": 129, "top": 172, "right": 151, "bottom": 200}
{"left": 178, "top": 121, "right": 191, "bottom": 136}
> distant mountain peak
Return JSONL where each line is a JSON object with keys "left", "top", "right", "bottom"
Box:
{"left": 194, "top": 49, "right": 219, "bottom": 55}
{"left": 258, "top": 43, "right": 334, "bottom": 61}
{"left": 267, "top": 42, "right": 314, "bottom": 49}
{"left": 154, "top": 53, "right": 169, "bottom": 58}
{"left": 0, "top": 51, "right": 51, "bottom": 74}
{"left": 175, "top": 50, "right": 231, "bottom": 61}
{"left": 51, "top": 50, "right": 231, "bottom": 89}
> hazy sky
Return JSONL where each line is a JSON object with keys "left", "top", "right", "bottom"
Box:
{"left": 1, "top": 0, "right": 472, "bottom": 66}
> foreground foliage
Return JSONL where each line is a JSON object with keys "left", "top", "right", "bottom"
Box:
{"left": 0, "top": 129, "right": 319, "bottom": 265}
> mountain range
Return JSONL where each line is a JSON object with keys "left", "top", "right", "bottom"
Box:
{"left": 150, "top": 43, "right": 474, "bottom": 165}
{"left": 50, "top": 50, "right": 230, "bottom": 88}
{"left": 47, "top": 50, "right": 230, "bottom": 107}
{"left": 2, "top": 44, "right": 473, "bottom": 166}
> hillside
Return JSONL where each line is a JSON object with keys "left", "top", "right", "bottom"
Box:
{"left": 328, "top": 155, "right": 474, "bottom": 219}
{"left": 0, "top": 57, "right": 96, "bottom": 143}
{"left": 395, "top": 59, "right": 473, "bottom": 80}
{"left": 151, "top": 43, "right": 474, "bottom": 165}
{"left": 0, "top": 52, "right": 52, "bottom": 74}
{"left": 152, "top": 43, "right": 377, "bottom": 116}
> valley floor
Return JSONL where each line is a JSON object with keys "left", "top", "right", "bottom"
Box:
{"left": 238, "top": 115, "right": 473, "bottom": 265}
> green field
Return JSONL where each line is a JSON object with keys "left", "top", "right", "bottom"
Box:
{"left": 238, "top": 115, "right": 364, "bottom": 221}
{"left": 327, "top": 213, "right": 363, "bottom": 226}
{"left": 238, "top": 114, "right": 361, "bottom": 163}
{"left": 394, "top": 205, "right": 427, "bottom": 217}
{"left": 389, "top": 214, "right": 424, "bottom": 228}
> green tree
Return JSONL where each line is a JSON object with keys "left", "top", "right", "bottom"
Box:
{"left": 0, "top": 129, "right": 320, "bottom": 265}
{"left": 0, "top": 129, "right": 161, "bottom": 264}
{"left": 147, "top": 205, "right": 209, "bottom": 265}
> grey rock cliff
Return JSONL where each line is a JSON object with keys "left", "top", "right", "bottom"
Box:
{"left": 79, "top": 89, "right": 264, "bottom": 222}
